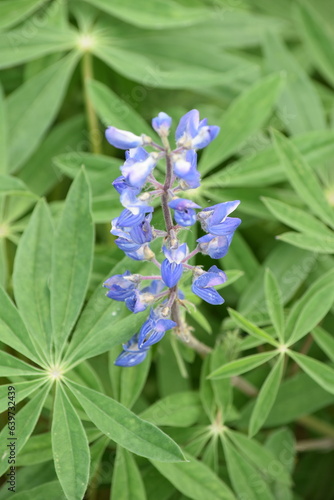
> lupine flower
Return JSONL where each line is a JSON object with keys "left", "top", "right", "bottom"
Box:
{"left": 172, "top": 150, "right": 200, "bottom": 189}
{"left": 138, "top": 308, "right": 177, "bottom": 348}
{"left": 121, "top": 147, "right": 158, "bottom": 189}
{"left": 161, "top": 243, "right": 188, "bottom": 288}
{"left": 175, "top": 109, "right": 220, "bottom": 149}
{"left": 104, "top": 109, "right": 241, "bottom": 367}
{"left": 103, "top": 271, "right": 137, "bottom": 301}
{"left": 105, "top": 127, "right": 145, "bottom": 149}
{"left": 192, "top": 266, "right": 227, "bottom": 305}
{"left": 168, "top": 198, "right": 201, "bottom": 227}
{"left": 152, "top": 112, "right": 172, "bottom": 136}
{"left": 197, "top": 201, "right": 241, "bottom": 235}
{"left": 114, "top": 334, "right": 150, "bottom": 367}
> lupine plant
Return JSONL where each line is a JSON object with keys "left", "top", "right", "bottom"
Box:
{"left": 103, "top": 110, "right": 241, "bottom": 367}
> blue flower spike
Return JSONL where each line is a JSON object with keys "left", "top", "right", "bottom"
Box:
{"left": 104, "top": 109, "right": 241, "bottom": 366}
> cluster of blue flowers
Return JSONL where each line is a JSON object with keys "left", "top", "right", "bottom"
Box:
{"left": 103, "top": 110, "right": 241, "bottom": 367}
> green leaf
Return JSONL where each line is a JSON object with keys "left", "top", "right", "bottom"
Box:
{"left": 262, "top": 197, "right": 333, "bottom": 238}
{"left": 263, "top": 32, "right": 325, "bottom": 134}
{"left": 0, "top": 382, "right": 50, "bottom": 476}
{"left": 66, "top": 380, "right": 185, "bottom": 462}
{"left": 210, "top": 344, "right": 232, "bottom": 414}
{"left": 86, "top": 80, "right": 156, "bottom": 138}
{"left": 286, "top": 269, "right": 334, "bottom": 345}
{"left": 114, "top": 350, "right": 151, "bottom": 409}
{"left": 6, "top": 481, "right": 64, "bottom": 499}
{"left": 152, "top": 452, "right": 236, "bottom": 500}
{"left": 0, "top": 379, "right": 46, "bottom": 413}
{"left": 140, "top": 392, "right": 202, "bottom": 428}
{"left": 0, "top": 286, "right": 43, "bottom": 364}
{"left": 111, "top": 447, "right": 147, "bottom": 500}
{"left": 83, "top": 0, "right": 210, "bottom": 29}
{"left": 16, "top": 432, "right": 52, "bottom": 467}
{"left": 0, "top": 350, "right": 43, "bottom": 377}
{"left": 265, "top": 268, "right": 285, "bottom": 342}
{"left": 272, "top": 129, "right": 334, "bottom": 228}
{"left": 0, "top": 85, "right": 7, "bottom": 173}
{"left": 295, "top": 1, "right": 334, "bottom": 87}
{"left": 52, "top": 384, "right": 90, "bottom": 500}
{"left": 277, "top": 231, "right": 334, "bottom": 254}
{"left": 0, "top": 0, "right": 47, "bottom": 31}
{"left": 13, "top": 200, "right": 53, "bottom": 359}
{"left": 200, "top": 73, "right": 283, "bottom": 175}
{"left": 0, "top": 175, "right": 36, "bottom": 196}
{"left": 249, "top": 355, "right": 285, "bottom": 436}
{"left": 202, "top": 130, "right": 334, "bottom": 188}
{"left": 288, "top": 351, "right": 334, "bottom": 395}
{"left": 208, "top": 351, "right": 278, "bottom": 379}
{"left": 7, "top": 52, "right": 79, "bottom": 172}
{"left": 222, "top": 438, "right": 275, "bottom": 500}
{"left": 312, "top": 327, "right": 334, "bottom": 363}
{"left": 51, "top": 170, "right": 94, "bottom": 358}
{"left": 228, "top": 308, "right": 278, "bottom": 347}
{"left": 227, "top": 430, "right": 292, "bottom": 486}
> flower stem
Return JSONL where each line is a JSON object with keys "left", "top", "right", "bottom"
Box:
{"left": 81, "top": 51, "right": 102, "bottom": 154}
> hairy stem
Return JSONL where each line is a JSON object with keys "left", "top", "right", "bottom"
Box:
{"left": 81, "top": 52, "right": 102, "bottom": 154}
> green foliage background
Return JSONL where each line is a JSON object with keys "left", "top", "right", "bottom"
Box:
{"left": 0, "top": 0, "right": 334, "bottom": 499}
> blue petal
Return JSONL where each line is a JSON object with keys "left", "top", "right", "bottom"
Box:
{"left": 161, "top": 260, "right": 183, "bottom": 287}
{"left": 105, "top": 127, "right": 143, "bottom": 149}
{"left": 191, "top": 283, "right": 224, "bottom": 305}
{"left": 114, "top": 349, "right": 148, "bottom": 367}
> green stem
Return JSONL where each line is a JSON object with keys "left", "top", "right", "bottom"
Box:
{"left": 297, "top": 415, "right": 334, "bottom": 439}
{"left": 81, "top": 52, "right": 102, "bottom": 154}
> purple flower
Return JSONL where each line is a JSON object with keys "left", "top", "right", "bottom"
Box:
{"left": 112, "top": 214, "right": 154, "bottom": 261}
{"left": 172, "top": 150, "right": 200, "bottom": 189}
{"left": 117, "top": 206, "right": 153, "bottom": 227}
{"left": 125, "top": 279, "right": 165, "bottom": 313}
{"left": 175, "top": 109, "right": 220, "bottom": 149}
{"left": 161, "top": 243, "right": 188, "bottom": 288}
{"left": 121, "top": 147, "right": 158, "bottom": 189}
{"left": 192, "top": 265, "right": 227, "bottom": 305}
{"left": 103, "top": 271, "right": 137, "bottom": 301}
{"left": 197, "top": 233, "right": 235, "bottom": 259}
{"left": 114, "top": 334, "right": 150, "bottom": 367}
{"left": 168, "top": 198, "right": 201, "bottom": 227}
{"left": 152, "top": 112, "right": 172, "bottom": 136}
{"left": 105, "top": 127, "right": 144, "bottom": 150}
{"left": 197, "top": 201, "right": 241, "bottom": 235}
{"left": 138, "top": 308, "right": 176, "bottom": 348}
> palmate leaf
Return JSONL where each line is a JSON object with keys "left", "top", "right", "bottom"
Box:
{"left": 0, "top": 350, "right": 43, "bottom": 377}
{"left": 272, "top": 129, "right": 334, "bottom": 229}
{"left": 0, "top": 379, "right": 46, "bottom": 413}
{"left": 66, "top": 380, "right": 185, "bottom": 462}
{"left": 0, "top": 175, "right": 37, "bottom": 197}
{"left": 228, "top": 309, "right": 278, "bottom": 347}
{"left": 152, "top": 452, "right": 236, "bottom": 500}
{"left": 199, "top": 73, "right": 283, "bottom": 175}
{"left": 140, "top": 392, "right": 202, "bottom": 428}
{"left": 111, "top": 447, "right": 147, "bottom": 500}
{"left": 51, "top": 169, "right": 94, "bottom": 360}
{"left": 263, "top": 31, "right": 325, "bottom": 134}
{"left": 13, "top": 200, "right": 53, "bottom": 360}
{"left": 288, "top": 351, "right": 334, "bottom": 395}
{"left": 7, "top": 51, "right": 79, "bottom": 172}
{"left": 52, "top": 384, "right": 90, "bottom": 500}
{"left": 208, "top": 351, "right": 278, "bottom": 379}
{"left": 249, "top": 354, "right": 285, "bottom": 436}
{"left": 0, "top": 382, "right": 51, "bottom": 476}
{"left": 286, "top": 268, "right": 334, "bottom": 345}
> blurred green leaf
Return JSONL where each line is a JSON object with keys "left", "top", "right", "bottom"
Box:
{"left": 312, "top": 326, "right": 334, "bottom": 363}
{"left": 0, "top": 0, "right": 48, "bottom": 31}
{"left": 209, "top": 351, "right": 277, "bottom": 379}
{"left": 0, "top": 175, "right": 36, "bottom": 196}
{"left": 111, "top": 447, "right": 147, "bottom": 500}
{"left": 249, "top": 354, "right": 285, "bottom": 436}
{"left": 66, "top": 380, "right": 185, "bottom": 462}
{"left": 0, "top": 350, "right": 43, "bottom": 377}
{"left": 13, "top": 200, "right": 53, "bottom": 359}
{"left": 288, "top": 351, "right": 334, "bottom": 395}
{"left": 8, "top": 52, "right": 79, "bottom": 172}
{"left": 263, "top": 32, "right": 325, "bottom": 134}
{"left": 152, "top": 452, "right": 236, "bottom": 500}
{"left": 277, "top": 231, "right": 334, "bottom": 254}
{"left": 52, "top": 384, "right": 90, "bottom": 500}
{"left": 200, "top": 73, "right": 283, "bottom": 175}
{"left": 272, "top": 129, "right": 334, "bottom": 228}
{"left": 51, "top": 170, "right": 94, "bottom": 358}
{"left": 0, "top": 85, "right": 7, "bottom": 173}
{"left": 295, "top": 0, "right": 334, "bottom": 87}
{"left": 265, "top": 268, "right": 285, "bottom": 342}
